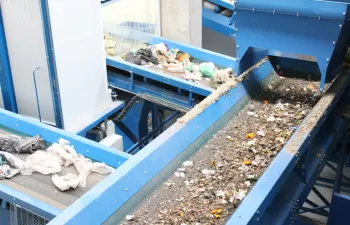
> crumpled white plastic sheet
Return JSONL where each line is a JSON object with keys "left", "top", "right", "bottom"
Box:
{"left": 22, "top": 151, "right": 62, "bottom": 175}
{"left": 52, "top": 173, "right": 79, "bottom": 191}
{"left": 22, "top": 138, "right": 114, "bottom": 191}
{"left": 19, "top": 139, "right": 114, "bottom": 191}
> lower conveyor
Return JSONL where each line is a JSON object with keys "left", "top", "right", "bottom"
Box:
{"left": 0, "top": 128, "right": 109, "bottom": 210}
{"left": 120, "top": 75, "right": 327, "bottom": 224}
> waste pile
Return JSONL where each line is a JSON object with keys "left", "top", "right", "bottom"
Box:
{"left": 114, "top": 42, "right": 234, "bottom": 87}
{"left": 121, "top": 76, "right": 324, "bottom": 225}
{"left": 0, "top": 137, "right": 114, "bottom": 192}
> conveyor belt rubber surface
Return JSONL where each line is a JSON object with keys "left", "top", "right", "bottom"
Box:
{"left": 121, "top": 76, "right": 326, "bottom": 224}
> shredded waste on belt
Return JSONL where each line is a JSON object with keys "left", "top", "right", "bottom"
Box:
{"left": 0, "top": 136, "right": 114, "bottom": 191}
{"left": 106, "top": 39, "right": 234, "bottom": 87}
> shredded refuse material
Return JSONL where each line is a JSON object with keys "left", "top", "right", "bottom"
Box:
{"left": 0, "top": 134, "right": 46, "bottom": 154}
{"left": 121, "top": 76, "right": 325, "bottom": 224}
{"left": 106, "top": 39, "right": 234, "bottom": 88}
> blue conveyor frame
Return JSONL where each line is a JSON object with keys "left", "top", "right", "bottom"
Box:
{"left": 0, "top": 0, "right": 349, "bottom": 224}
{"left": 0, "top": 59, "right": 348, "bottom": 225}
{"left": 107, "top": 34, "right": 237, "bottom": 109}
{"left": 203, "top": 0, "right": 350, "bottom": 92}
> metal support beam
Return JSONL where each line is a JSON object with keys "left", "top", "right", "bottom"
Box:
{"left": 0, "top": 7, "right": 17, "bottom": 112}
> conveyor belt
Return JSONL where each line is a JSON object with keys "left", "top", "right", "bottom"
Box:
{"left": 0, "top": 155, "right": 105, "bottom": 210}
{"left": 0, "top": 128, "right": 107, "bottom": 209}
{"left": 120, "top": 76, "right": 325, "bottom": 224}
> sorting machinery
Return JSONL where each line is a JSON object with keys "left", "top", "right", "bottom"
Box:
{"left": 0, "top": 0, "right": 350, "bottom": 224}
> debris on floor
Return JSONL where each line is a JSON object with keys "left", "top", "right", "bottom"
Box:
{"left": 120, "top": 77, "right": 325, "bottom": 225}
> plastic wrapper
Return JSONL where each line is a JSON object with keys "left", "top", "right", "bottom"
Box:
{"left": 52, "top": 173, "right": 80, "bottom": 191}
{"left": 22, "top": 151, "right": 62, "bottom": 175}
{"left": 0, "top": 152, "right": 24, "bottom": 179}
{"left": 0, "top": 134, "right": 46, "bottom": 154}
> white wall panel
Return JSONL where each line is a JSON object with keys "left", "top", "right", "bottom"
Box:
{"left": 48, "top": 0, "right": 111, "bottom": 132}
{"left": 1, "top": 0, "right": 56, "bottom": 124}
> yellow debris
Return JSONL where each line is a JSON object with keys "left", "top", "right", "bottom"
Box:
{"left": 210, "top": 208, "right": 223, "bottom": 214}
{"left": 246, "top": 133, "right": 255, "bottom": 139}
{"left": 243, "top": 159, "right": 252, "bottom": 165}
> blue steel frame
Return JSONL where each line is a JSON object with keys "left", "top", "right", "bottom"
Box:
{"left": 48, "top": 56, "right": 273, "bottom": 225}
{"left": 202, "top": 0, "right": 350, "bottom": 93}
{"left": 0, "top": 184, "right": 60, "bottom": 221}
{"left": 0, "top": 108, "right": 130, "bottom": 167}
{"left": 202, "top": 8, "right": 235, "bottom": 38}
{"left": 39, "top": 0, "right": 64, "bottom": 129}
{"left": 107, "top": 35, "right": 237, "bottom": 109}
{"left": 0, "top": 108, "right": 130, "bottom": 223}
{"left": 50, "top": 68, "right": 350, "bottom": 225}
{"left": 0, "top": 6, "right": 17, "bottom": 113}
{"left": 234, "top": 0, "right": 350, "bottom": 92}
{"left": 227, "top": 71, "right": 350, "bottom": 225}
{"left": 76, "top": 100, "right": 125, "bottom": 137}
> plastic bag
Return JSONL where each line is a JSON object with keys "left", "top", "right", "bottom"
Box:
{"left": 199, "top": 62, "right": 215, "bottom": 78}
{"left": 52, "top": 173, "right": 80, "bottom": 191}
{"left": 47, "top": 143, "right": 76, "bottom": 167}
{"left": 0, "top": 152, "right": 24, "bottom": 179}
{"left": 90, "top": 162, "right": 114, "bottom": 174}
{"left": 0, "top": 134, "right": 46, "bottom": 153}
{"left": 22, "top": 151, "right": 62, "bottom": 175}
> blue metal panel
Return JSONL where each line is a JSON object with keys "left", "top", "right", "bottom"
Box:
{"left": 208, "top": 0, "right": 234, "bottom": 9}
{"left": 0, "top": 206, "right": 10, "bottom": 225}
{"left": 119, "top": 99, "right": 150, "bottom": 142}
{"left": 236, "top": 0, "right": 347, "bottom": 19}
{"left": 0, "top": 7, "right": 17, "bottom": 113}
{"left": 327, "top": 193, "right": 350, "bottom": 225}
{"left": 40, "top": 0, "right": 64, "bottom": 128}
{"left": 234, "top": 7, "right": 347, "bottom": 91}
{"left": 0, "top": 108, "right": 130, "bottom": 167}
{"left": 202, "top": 8, "right": 235, "bottom": 38}
{"left": 0, "top": 184, "right": 60, "bottom": 220}
{"left": 108, "top": 72, "right": 195, "bottom": 108}
{"left": 115, "top": 125, "right": 134, "bottom": 150}
{"left": 47, "top": 59, "right": 273, "bottom": 225}
{"left": 260, "top": 117, "right": 344, "bottom": 225}
{"left": 107, "top": 58, "right": 213, "bottom": 97}
{"left": 76, "top": 101, "right": 125, "bottom": 136}
{"left": 227, "top": 71, "right": 350, "bottom": 225}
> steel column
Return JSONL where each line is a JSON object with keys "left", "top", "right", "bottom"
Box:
{"left": 0, "top": 6, "right": 17, "bottom": 112}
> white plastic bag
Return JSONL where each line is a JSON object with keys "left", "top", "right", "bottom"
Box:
{"left": 23, "top": 151, "right": 62, "bottom": 175}
{"left": 52, "top": 173, "right": 80, "bottom": 191}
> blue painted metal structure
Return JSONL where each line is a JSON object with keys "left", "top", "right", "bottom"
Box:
{"left": 0, "top": 184, "right": 60, "bottom": 221}
{"left": 39, "top": 0, "right": 64, "bottom": 129}
{"left": 202, "top": 0, "right": 350, "bottom": 93}
{"left": 0, "top": 0, "right": 350, "bottom": 224}
{"left": 0, "top": 108, "right": 130, "bottom": 167}
{"left": 107, "top": 35, "right": 237, "bottom": 109}
{"left": 49, "top": 54, "right": 274, "bottom": 225}
{"left": 0, "top": 6, "right": 17, "bottom": 113}
{"left": 76, "top": 100, "right": 125, "bottom": 137}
